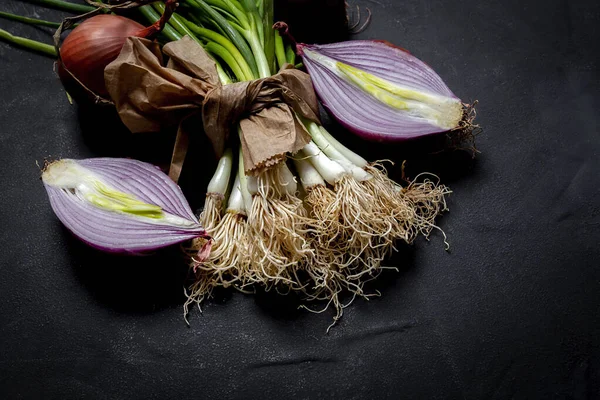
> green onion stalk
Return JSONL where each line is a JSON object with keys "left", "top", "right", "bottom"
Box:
{"left": 0, "top": 3, "right": 83, "bottom": 56}
{"left": 183, "top": 148, "right": 256, "bottom": 319}
{"left": 0, "top": 27, "right": 57, "bottom": 57}
{"left": 28, "top": 0, "right": 95, "bottom": 14}
{"left": 0, "top": 11, "right": 63, "bottom": 28}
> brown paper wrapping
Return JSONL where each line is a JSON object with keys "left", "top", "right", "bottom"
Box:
{"left": 104, "top": 36, "right": 320, "bottom": 181}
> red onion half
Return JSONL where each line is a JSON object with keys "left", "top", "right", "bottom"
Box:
{"left": 298, "top": 40, "right": 474, "bottom": 142}
{"left": 42, "top": 158, "right": 210, "bottom": 254}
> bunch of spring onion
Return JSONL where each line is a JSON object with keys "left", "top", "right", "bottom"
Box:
{"left": 3, "top": 0, "right": 460, "bottom": 326}
{"left": 132, "top": 0, "right": 452, "bottom": 325}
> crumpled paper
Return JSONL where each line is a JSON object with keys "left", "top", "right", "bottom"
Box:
{"left": 104, "top": 36, "right": 320, "bottom": 181}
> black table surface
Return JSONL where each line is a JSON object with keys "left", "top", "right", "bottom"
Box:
{"left": 1, "top": 0, "right": 599, "bottom": 399}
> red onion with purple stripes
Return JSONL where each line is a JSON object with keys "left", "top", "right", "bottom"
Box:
{"left": 41, "top": 158, "right": 210, "bottom": 254}
{"left": 298, "top": 40, "right": 475, "bottom": 141}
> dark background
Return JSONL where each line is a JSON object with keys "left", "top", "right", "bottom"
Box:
{"left": 1, "top": 0, "right": 599, "bottom": 399}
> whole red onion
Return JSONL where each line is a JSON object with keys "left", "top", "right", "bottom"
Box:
{"left": 58, "top": 1, "right": 177, "bottom": 98}
{"left": 59, "top": 14, "right": 148, "bottom": 97}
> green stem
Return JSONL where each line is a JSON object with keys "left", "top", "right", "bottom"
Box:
{"left": 0, "top": 11, "right": 62, "bottom": 28}
{"left": 274, "top": 30, "right": 286, "bottom": 70}
{"left": 0, "top": 28, "right": 56, "bottom": 57}
{"left": 262, "top": 0, "right": 274, "bottom": 73}
{"left": 239, "top": 0, "right": 258, "bottom": 20}
{"left": 146, "top": 3, "right": 232, "bottom": 85}
{"left": 229, "top": 0, "right": 246, "bottom": 13}
{"left": 316, "top": 125, "right": 369, "bottom": 168}
{"left": 241, "top": 29, "right": 270, "bottom": 78}
{"left": 252, "top": 13, "right": 264, "bottom": 48}
{"left": 256, "top": 0, "right": 264, "bottom": 18}
{"left": 238, "top": 0, "right": 263, "bottom": 48}
{"left": 219, "top": 0, "right": 251, "bottom": 29}
{"left": 203, "top": 0, "right": 229, "bottom": 10}
{"left": 182, "top": 17, "right": 254, "bottom": 81}
{"left": 152, "top": 3, "right": 199, "bottom": 42}
{"left": 189, "top": 10, "right": 227, "bottom": 37}
{"left": 285, "top": 42, "right": 296, "bottom": 65}
{"left": 186, "top": 0, "right": 259, "bottom": 78}
{"left": 237, "top": 141, "right": 253, "bottom": 212}
{"left": 28, "top": 0, "right": 95, "bottom": 14}
{"left": 138, "top": 5, "right": 182, "bottom": 41}
{"left": 205, "top": 42, "right": 246, "bottom": 82}
{"left": 216, "top": 63, "right": 232, "bottom": 84}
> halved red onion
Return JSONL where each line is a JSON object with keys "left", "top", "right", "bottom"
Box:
{"left": 298, "top": 40, "right": 469, "bottom": 141}
{"left": 42, "top": 158, "right": 209, "bottom": 254}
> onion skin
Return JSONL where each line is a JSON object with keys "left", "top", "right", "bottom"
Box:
{"left": 59, "top": 15, "right": 146, "bottom": 97}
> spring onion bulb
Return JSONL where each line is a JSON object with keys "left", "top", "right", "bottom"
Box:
{"left": 296, "top": 141, "right": 389, "bottom": 272}
{"left": 238, "top": 146, "right": 254, "bottom": 213}
{"left": 293, "top": 155, "right": 325, "bottom": 190}
{"left": 313, "top": 125, "right": 452, "bottom": 246}
{"left": 304, "top": 122, "right": 446, "bottom": 245}
{"left": 302, "top": 119, "right": 372, "bottom": 182}
{"left": 299, "top": 142, "right": 346, "bottom": 186}
{"left": 297, "top": 132, "right": 409, "bottom": 281}
{"left": 300, "top": 133, "right": 408, "bottom": 277}
{"left": 246, "top": 174, "right": 259, "bottom": 196}
{"left": 42, "top": 158, "right": 210, "bottom": 254}
{"left": 200, "top": 148, "right": 234, "bottom": 232}
{"left": 185, "top": 173, "right": 253, "bottom": 317}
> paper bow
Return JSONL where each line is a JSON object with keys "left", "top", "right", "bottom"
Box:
{"left": 104, "top": 36, "right": 321, "bottom": 182}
